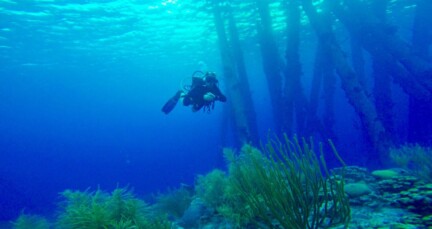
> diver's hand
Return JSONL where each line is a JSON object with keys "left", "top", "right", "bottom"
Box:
{"left": 203, "top": 92, "right": 216, "bottom": 102}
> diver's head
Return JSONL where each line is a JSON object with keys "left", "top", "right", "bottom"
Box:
{"left": 204, "top": 72, "right": 218, "bottom": 85}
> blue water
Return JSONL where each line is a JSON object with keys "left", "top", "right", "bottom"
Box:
{"left": 0, "top": 0, "right": 423, "bottom": 222}
{"left": 0, "top": 62, "right": 236, "bottom": 217}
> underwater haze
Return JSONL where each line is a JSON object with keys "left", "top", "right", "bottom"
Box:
{"left": 1, "top": 0, "right": 432, "bottom": 228}
{"left": 0, "top": 0, "right": 233, "bottom": 219}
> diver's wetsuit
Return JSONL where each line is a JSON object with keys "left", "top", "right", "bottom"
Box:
{"left": 183, "top": 77, "right": 226, "bottom": 112}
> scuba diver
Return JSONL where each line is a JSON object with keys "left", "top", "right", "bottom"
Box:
{"left": 161, "top": 71, "right": 227, "bottom": 114}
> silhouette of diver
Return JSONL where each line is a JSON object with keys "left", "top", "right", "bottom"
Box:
{"left": 162, "top": 71, "right": 227, "bottom": 114}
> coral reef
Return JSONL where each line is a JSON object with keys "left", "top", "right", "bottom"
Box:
{"left": 56, "top": 187, "right": 171, "bottom": 229}
{"left": 153, "top": 185, "right": 193, "bottom": 220}
{"left": 332, "top": 166, "right": 432, "bottom": 228}
{"left": 193, "top": 167, "right": 254, "bottom": 228}
{"left": 175, "top": 135, "right": 352, "bottom": 229}
{"left": 12, "top": 213, "right": 50, "bottom": 229}
{"left": 10, "top": 142, "right": 432, "bottom": 228}
{"left": 224, "top": 136, "right": 351, "bottom": 229}
{"left": 389, "top": 144, "right": 432, "bottom": 182}
{"left": 195, "top": 169, "right": 228, "bottom": 210}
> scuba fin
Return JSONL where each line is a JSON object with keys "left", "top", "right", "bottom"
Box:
{"left": 161, "top": 90, "right": 182, "bottom": 114}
